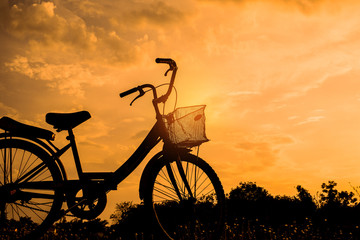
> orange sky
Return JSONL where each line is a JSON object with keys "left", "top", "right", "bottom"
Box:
{"left": 2, "top": 0, "right": 360, "bottom": 220}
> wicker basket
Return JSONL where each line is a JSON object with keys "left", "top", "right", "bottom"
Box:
{"left": 163, "top": 105, "right": 209, "bottom": 148}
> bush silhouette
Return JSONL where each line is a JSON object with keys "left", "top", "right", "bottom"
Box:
{"left": 226, "top": 182, "right": 318, "bottom": 226}
{"left": 318, "top": 181, "right": 357, "bottom": 208}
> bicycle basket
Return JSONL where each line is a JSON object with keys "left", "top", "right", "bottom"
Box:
{"left": 163, "top": 105, "right": 209, "bottom": 148}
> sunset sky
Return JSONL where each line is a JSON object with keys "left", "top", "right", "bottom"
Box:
{"left": 2, "top": 0, "right": 360, "bottom": 220}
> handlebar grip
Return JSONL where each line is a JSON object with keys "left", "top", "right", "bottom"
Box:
{"left": 155, "top": 58, "right": 177, "bottom": 67}
{"left": 120, "top": 87, "right": 138, "bottom": 98}
{"left": 155, "top": 58, "right": 172, "bottom": 63}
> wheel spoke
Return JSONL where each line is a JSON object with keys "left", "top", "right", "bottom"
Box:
{"left": 154, "top": 181, "right": 178, "bottom": 196}
{"left": 9, "top": 203, "right": 23, "bottom": 219}
{"left": 18, "top": 151, "right": 37, "bottom": 181}
{"left": 193, "top": 174, "right": 209, "bottom": 196}
{"left": 158, "top": 169, "right": 173, "bottom": 186}
{"left": 153, "top": 186, "right": 179, "bottom": 201}
{"left": 15, "top": 162, "right": 47, "bottom": 184}
{"left": 16, "top": 148, "right": 25, "bottom": 180}
{"left": 14, "top": 202, "right": 46, "bottom": 221}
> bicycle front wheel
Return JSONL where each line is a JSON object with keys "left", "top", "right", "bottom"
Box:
{"left": 144, "top": 153, "right": 225, "bottom": 240}
{"left": 0, "top": 139, "right": 63, "bottom": 239}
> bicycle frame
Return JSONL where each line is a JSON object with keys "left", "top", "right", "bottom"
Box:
{"left": 53, "top": 119, "right": 164, "bottom": 191}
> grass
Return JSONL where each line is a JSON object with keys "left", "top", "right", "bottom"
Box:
{"left": 223, "top": 217, "right": 360, "bottom": 240}
{"left": 3, "top": 216, "right": 360, "bottom": 240}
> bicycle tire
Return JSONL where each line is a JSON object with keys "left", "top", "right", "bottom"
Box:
{"left": 0, "top": 139, "right": 63, "bottom": 239}
{"left": 143, "top": 152, "right": 225, "bottom": 240}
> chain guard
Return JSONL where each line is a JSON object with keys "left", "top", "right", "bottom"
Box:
{"left": 66, "top": 185, "right": 107, "bottom": 220}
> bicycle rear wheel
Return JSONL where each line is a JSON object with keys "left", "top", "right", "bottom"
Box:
{"left": 144, "top": 153, "right": 225, "bottom": 240}
{"left": 0, "top": 139, "right": 63, "bottom": 239}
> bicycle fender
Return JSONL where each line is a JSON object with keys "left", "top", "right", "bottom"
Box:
{"left": 0, "top": 132, "right": 55, "bottom": 154}
{"left": 139, "top": 151, "right": 164, "bottom": 200}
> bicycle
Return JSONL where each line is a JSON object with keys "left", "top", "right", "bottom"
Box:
{"left": 0, "top": 58, "right": 225, "bottom": 239}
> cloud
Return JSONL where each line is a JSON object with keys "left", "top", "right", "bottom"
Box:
{"left": 228, "top": 91, "right": 261, "bottom": 96}
{"left": 0, "top": 1, "right": 158, "bottom": 65}
{"left": 4, "top": 55, "right": 105, "bottom": 97}
{"left": 131, "top": 130, "right": 148, "bottom": 139}
{"left": 3, "top": 2, "right": 71, "bottom": 41}
{"left": 198, "top": 0, "right": 360, "bottom": 118}
{"left": 295, "top": 116, "right": 325, "bottom": 126}
{"left": 277, "top": 64, "right": 353, "bottom": 102}
{"left": 234, "top": 134, "right": 294, "bottom": 171}
{"left": 122, "top": 117, "right": 145, "bottom": 123}
{"left": 124, "top": 1, "right": 186, "bottom": 26}
{"left": 0, "top": 0, "right": 194, "bottom": 98}
{"left": 288, "top": 116, "right": 299, "bottom": 120}
{"left": 60, "top": 0, "right": 188, "bottom": 26}
{"left": 198, "top": 0, "right": 343, "bottom": 15}
{"left": 0, "top": 102, "right": 18, "bottom": 118}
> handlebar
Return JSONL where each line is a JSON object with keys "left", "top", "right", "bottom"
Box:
{"left": 119, "top": 87, "right": 139, "bottom": 98}
{"left": 154, "top": 58, "right": 178, "bottom": 103}
{"left": 120, "top": 58, "right": 178, "bottom": 116}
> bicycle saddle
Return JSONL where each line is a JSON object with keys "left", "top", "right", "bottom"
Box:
{"left": 0, "top": 116, "right": 55, "bottom": 140}
{"left": 46, "top": 111, "right": 91, "bottom": 132}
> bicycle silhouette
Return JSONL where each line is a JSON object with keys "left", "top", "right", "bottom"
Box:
{"left": 0, "top": 58, "right": 225, "bottom": 239}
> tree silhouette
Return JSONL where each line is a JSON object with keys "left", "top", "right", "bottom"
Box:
{"left": 295, "top": 185, "right": 317, "bottom": 216}
{"left": 229, "top": 181, "right": 271, "bottom": 201}
{"left": 110, "top": 201, "right": 137, "bottom": 224}
{"left": 319, "top": 180, "right": 357, "bottom": 208}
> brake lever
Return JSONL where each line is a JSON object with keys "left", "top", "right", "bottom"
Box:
{"left": 164, "top": 67, "right": 173, "bottom": 76}
{"left": 130, "top": 88, "right": 145, "bottom": 106}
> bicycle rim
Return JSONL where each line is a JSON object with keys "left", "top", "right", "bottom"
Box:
{"left": 147, "top": 153, "right": 225, "bottom": 240}
{"left": 0, "top": 139, "right": 63, "bottom": 239}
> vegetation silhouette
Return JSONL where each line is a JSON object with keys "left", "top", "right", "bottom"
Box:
{"left": 224, "top": 181, "right": 360, "bottom": 239}
{"left": 2, "top": 180, "right": 360, "bottom": 239}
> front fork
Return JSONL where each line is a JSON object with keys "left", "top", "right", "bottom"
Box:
{"left": 164, "top": 149, "right": 194, "bottom": 201}
{"left": 164, "top": 149, "right": 197, "bottom": 237}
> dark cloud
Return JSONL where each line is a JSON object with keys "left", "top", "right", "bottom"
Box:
{"left": 0, "top": 2, "right": 125, "bottom": 65}
{"left": 0, "top": 1, "right": 95, "bottom": 51}
{"left": 0, "top": 0, "right": 191, "bottom": 67}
